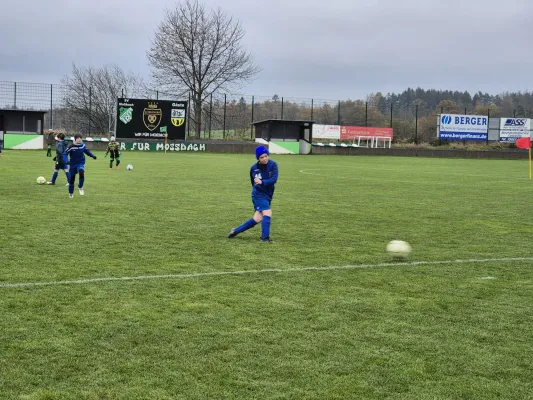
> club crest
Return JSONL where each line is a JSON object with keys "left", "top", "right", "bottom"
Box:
{"left": 171, "top": 109, "right": 185, "bottom": 127}
{"left": 143, "top": 102, "right": 162, "bottom": 131}
{"left": 119, "top": 107, "right": 133, "bottom": 124}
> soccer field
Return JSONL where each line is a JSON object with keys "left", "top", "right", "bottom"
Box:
{"left": 1, "top": 150, "right": 533, "bottom": 399}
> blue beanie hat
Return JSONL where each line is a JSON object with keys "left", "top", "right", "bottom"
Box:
{"left": 255, "top": 145, "right": 269, "bottom": 159}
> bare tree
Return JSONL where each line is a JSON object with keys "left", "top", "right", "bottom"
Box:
{"left": 61, "top": 63, "right": 145, "bottom": 135}
{"left": 147, "top": 0, "right": 261, "bottom": 138}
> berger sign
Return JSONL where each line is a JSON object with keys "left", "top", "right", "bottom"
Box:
{"left": 439, "top": 114, "right": 488, "bottom": 141}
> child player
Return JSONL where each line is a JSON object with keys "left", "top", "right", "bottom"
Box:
{"left": 66, "top": 133, "right": 97, "bottom": 198}
{"left": 47, "top": 133, "right": 70, "bottom": 185}
{"left": 228, "top": 145, "right": 278, "bottom": 242}
{"left": 105, "top": 136, "right": 121, "bottom": 170}
{"left": 46, "top": 129, "right": 55, "bottom": 157}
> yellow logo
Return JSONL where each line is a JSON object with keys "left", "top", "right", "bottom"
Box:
{"left": 171, "top": 109, "right": 185, "bottom": 127}
{"left": 143, "top": 102, "right": 162, "bottom": 131}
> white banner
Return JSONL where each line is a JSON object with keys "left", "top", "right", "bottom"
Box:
{"left": 439, "top": 114, "right": 488, "bottom": 141}
{"left": 499, "top": 118, "right": 531, "bottom": 142}
{"left": 313, "top": 124, "right": 340, "bottom": 139}
{"left": 439, "top": 114, "right": 488, "bottom": 140}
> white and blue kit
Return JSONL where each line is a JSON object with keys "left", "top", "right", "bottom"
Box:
{"left": 228, "top": 145, "right": 278, "bottom": 242}
{"left": 66, "top": 141, "right": 96, "bottom": 194}
{"left": 250, "top": 159, "right": 278, "bottom": 212}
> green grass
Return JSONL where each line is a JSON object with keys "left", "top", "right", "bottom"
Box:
{"left": 1, "top": 150, "right": 533, "bottom": 399}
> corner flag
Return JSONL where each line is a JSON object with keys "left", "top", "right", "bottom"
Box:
{"left": 516, "top": 137, "right": 531, "bottom": 149}
{"left": 516, "top": 137, "right": 532, "bottom": 179}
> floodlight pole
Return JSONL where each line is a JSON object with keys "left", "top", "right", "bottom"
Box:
{"left": 50, "top": 84, "right": 53, "bottom": 129}
{"left": 251, "top": 96, "right": 254, "bottom": 140}
{"left": 415, "top": 104, "right": 418, "bottom": 144}
{"left": 487, "top": 109, "right": 490, "bottom": 144}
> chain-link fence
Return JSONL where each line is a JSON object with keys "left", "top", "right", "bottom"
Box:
{"left": 1, "top": 80, "right": 528, "bottom": 143}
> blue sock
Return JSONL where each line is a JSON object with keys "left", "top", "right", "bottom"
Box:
{"left": 235, "top": 218, "right": 257, "bottom": 234}
{"left": 261, "top": 216, "right": 271, "bottom": 239}
{"left": 65, "top": 171, "right": 70, "bottom": 183}
{"left": 51, "top": 171, "right": 58, "bottom": 183}
{"left": 79, "top": 177, "right": 84, "bottom": 189}
{"left": 69, "top": 172, "right": 75, "bottom": 194}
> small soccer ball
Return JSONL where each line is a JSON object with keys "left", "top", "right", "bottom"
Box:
{"left": 36, "top": 176, "right": 46, "bottom": 184}
{"left": 126, "top": 164, "right": 133, "bottom": 170}
{"left": 386, "top": 240, "right": 411, "bottom": 260}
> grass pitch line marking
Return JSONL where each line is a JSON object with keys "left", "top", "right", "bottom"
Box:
{"left": 1, "top": 257, "right": 532, "bottom": 289}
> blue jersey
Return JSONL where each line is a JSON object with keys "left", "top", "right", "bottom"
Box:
{"left": 250, "top": 160, "right": 278, "bottom": 201}
{"left": 56, "top": 140, "right": 69, "bottom": 163}
{"left": 66, "top": 142, "right": 96, "bottom": 166}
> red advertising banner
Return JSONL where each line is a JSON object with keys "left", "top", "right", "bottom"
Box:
{"left": 340, "top": 126, "right": 393, "bottom": 140}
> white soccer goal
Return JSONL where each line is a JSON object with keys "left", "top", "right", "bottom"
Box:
{"left": 352, "top": 136, "right": 391, "bottom": 148}
{"left": 373, "top": 137, "right": 392, "bottom": 148}
{"left": 352, "top": 136, "right": 372, "bottom": 147}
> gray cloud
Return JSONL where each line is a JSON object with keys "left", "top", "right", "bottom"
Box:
{"left": 1, "top": 0, "right": 532, "bottom": 99}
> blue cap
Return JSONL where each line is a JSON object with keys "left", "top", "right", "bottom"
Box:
{"left": 74, "top": 133, "right": 82, "bottom": 139}
{"left": 255, "top": 145, "right": 269, "bottom": 159}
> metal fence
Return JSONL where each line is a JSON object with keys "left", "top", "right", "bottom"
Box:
{"left": 1, "top": 80, "right": 526, "bottom": 143}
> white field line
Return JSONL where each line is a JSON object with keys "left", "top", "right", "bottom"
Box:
{"left": 1, "top": 257, "right": 532, "bottom": 289}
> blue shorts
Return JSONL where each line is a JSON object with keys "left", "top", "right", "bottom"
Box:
{"left": 253, "top": 197, "right": 271, "bottom": 212}
{"left": 54, "top": 163, "right": 68, "bottom": 171}
{"left": 70, "top": 164, "right": 85, "bottom": 174}
{"left": 55, "top": 156, "right": 68, "bottom": 170}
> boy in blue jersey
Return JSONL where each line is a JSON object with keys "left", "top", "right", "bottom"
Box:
{"left": 47, "top": 133, "right": 70, "bottom": 185}
{"left": 66, "top": 133, "right": 97, "bottom": 198}
{"left": 228, "top": 145, "right": 278, "bottom": 242}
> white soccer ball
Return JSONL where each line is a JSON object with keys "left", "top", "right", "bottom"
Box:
{"left": 126, "top": 164, "right": 133, "bottom": 170}
{"left": 36, "top": 176, "right": 46, "bottom": 184}
{"left": 386, "top": 240, "right": 411, "bottom": 260}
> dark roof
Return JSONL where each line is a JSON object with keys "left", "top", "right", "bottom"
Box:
{"left": 252, "top": 119, "right": 314, "bottom": 125}
{"left": 0, "top": 109, "right": 48, "bottom": 114}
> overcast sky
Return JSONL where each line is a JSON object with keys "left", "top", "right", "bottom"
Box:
{"left": 1, "top": 0, "right": 532, "bottom": 100}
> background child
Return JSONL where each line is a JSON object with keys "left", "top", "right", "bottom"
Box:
{"left": 46, "top": 129, "right": 55, "bottom": 157}
{"left": 105, "top": 136, "right": 121, "bottom": 170}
